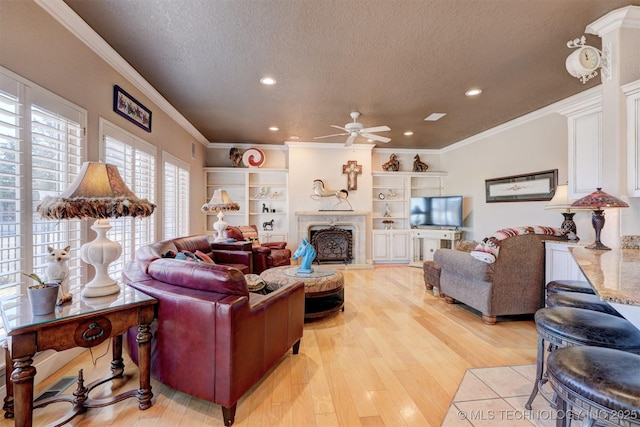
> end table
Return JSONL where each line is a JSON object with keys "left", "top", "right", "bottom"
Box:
{"left": 1, "top": 285, "right": 157, "bottom": 427}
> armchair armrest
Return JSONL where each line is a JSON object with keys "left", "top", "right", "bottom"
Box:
{"left": 252, "top": 246, "right": 272, "bottom": 255}
{"left": 261, "top": 242, "right": 287, "bottom": 250}
{"left": 210, "top": 249, "right": 252, "bottom": 267}
{"left": 433, "top": 248, "right": 495, "bottom": 282}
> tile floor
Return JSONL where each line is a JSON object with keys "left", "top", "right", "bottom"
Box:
{"left": 441, "top": 364, "right": 561, "bottom": 427}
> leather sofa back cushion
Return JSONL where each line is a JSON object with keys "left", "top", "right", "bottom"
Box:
{"left": 148, "top": 258, "right": 249, "bottom": 296}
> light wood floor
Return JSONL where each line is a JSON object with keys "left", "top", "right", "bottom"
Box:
{"left": 0, "top": 266, "right": 540, "bottom": 427}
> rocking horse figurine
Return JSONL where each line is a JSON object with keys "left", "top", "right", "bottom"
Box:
{"left": 293, "top": 238, "right": 316, "bottom": 274}
{"left": 310, "top": 179, "right": 353, "bottom": 210}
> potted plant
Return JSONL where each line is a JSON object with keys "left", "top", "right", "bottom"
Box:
{"left": 22, "top": 272, "right": 59, "bottom": 315}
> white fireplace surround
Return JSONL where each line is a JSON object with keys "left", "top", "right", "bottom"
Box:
{"left": 295, "top": 211, "right": 371, "bottom": 268}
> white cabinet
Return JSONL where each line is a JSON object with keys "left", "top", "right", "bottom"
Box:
{"left": 624, "top": 79, "right": 640, "bottom": 197}
{"left": 560, "top": 95, "right": 603, "bottom": 198}
{"left": 544, "top": 241, "right": 586, "bottom": 284}
{"left": 372, "top": 230, "right": 410, "bottom": 262}
{"left": 204, "top": 167, "right": 289, "bottom": 239}
{"left": 409, "top": 228, "right": 462, "bottom": 267}
{"left": 371, "top": 171, "right": 446, "bottom": 264}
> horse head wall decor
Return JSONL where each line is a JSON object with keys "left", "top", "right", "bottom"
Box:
{"left": 293, "top": 237, "right": 316, "bottom": 274}
{"left": 310, "top": 179, "right": 353, "bottom": 211}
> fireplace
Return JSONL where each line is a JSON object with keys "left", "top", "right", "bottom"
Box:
{"left": 295, "top": 211, "right": 370, "bottom": 268}
{"left": 310, "top": 226, "right": 353, "bottom": 264}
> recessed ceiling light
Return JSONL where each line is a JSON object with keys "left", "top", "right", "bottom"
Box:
{"left": 269, "top": 126, "right": 279, "bottom": 131}
{"left": 424, "top": 113, "right": 447, "bottom": 121}
{"left": 403, "top": 131, "right": 414, "bottom": 136}
{"left": 260, "top": 77, "right": 277, "bottom": 85}
{"left": 465, "top": 88, "right": 482, "bottom": 96}
{"left": 289, "top": 135, "right": 299, "bottom": 140}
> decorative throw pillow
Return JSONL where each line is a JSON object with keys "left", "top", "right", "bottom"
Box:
{"left": 162, "top": 249, "right": 177, "bottom": 258}
{"left": 176, "top": 250, "right": 198, "bottom": 262}
{"left": 194, "top": 250, "right": 216, "bottom": 264}
{"left": 244, "top": 274, "right": 267, "bottom": 292}
{"left": 238, "top": 225, "right": 261, "bottom": 247}
{"left": 470, "top": 225, "right": 565, "bottom": 264}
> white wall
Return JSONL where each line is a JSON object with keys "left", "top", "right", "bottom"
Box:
{"left": 440, "top": 113, "right": 585, "bottom": 241}
{"left": 286, "top": 143, "right": 375, "bottom": 242}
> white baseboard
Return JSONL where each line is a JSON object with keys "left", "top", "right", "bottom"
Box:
{"left": 0, "top": 347, "right": 86, "bottom": 399}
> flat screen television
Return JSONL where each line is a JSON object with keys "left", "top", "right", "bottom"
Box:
{"left": 409, "top": 195, "right": 463, "bottom": 228}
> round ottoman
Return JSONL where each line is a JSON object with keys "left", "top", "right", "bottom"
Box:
{"left": 260, "top": 266, "right": 344, "bottom": 319}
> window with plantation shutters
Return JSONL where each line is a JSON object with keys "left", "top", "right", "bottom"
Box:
{"left": 101, "top": 119, "right": 156, "bottom": 277}
{"left": 0, "top": 67, "right": 86, "bottom": 339}
{"left": 163, "top": 152, "right": 189, "bottom": 239}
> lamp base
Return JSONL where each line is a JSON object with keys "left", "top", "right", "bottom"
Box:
{"left": 585, "top": 241, "right": 612, "bottom": 251}
{"left": 213, "top": 211, "right": 227, "bottom": 243}
{"left": 587, "top": 209, "right": 611, "bottom": 251}
{"left": 80, "top": 219, "right": 122, "bottom": 298}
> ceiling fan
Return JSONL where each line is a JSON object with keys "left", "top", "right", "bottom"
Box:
{"left": 314, "top": 111, "right": 391, "bottom": 146}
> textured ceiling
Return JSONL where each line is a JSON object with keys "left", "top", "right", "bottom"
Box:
{"left": 64, "top": 0, "right": 640, "bottom": 149}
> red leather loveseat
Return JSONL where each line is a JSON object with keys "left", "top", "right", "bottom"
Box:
{"left": 123, "top": 235, "right": 305, "bottom": 426}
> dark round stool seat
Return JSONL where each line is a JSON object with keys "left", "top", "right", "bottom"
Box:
{"left": 535, "top": 307, "right": 640, "bottom": 349}
{"left": 548, "top": 346, "right": 640, "bottom": 425}
{"left": 525, "top": 307, "right": 640, "bottom": 410}
{"left": 546, "top": 292, "right": 623, "bottom": 317}
{"left": 546, "top": 279, "right": 595, "bottom": 296}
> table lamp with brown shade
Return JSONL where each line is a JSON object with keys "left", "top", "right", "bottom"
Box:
{"left": 571, "top": 188, "right": 629, "bottom": 250}
{"left": 201, "top": 189, "right": 240, "bottom": 242}
{"left": 37, "top": 162, "right": 155, "bottom": 297}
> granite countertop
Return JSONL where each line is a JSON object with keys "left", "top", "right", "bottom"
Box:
{"left": 569, "top": 247, "right": 640, "bottom": 306}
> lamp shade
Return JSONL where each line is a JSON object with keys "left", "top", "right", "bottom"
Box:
{"left": 201, "top": 189, "right": 240, "bottom": 213}
{"left": 36, "top": 162, "right": 155, "bottom": 220}
{"left": 570, "top": 188, "right": 629, "bottom": 209}
{"left": 545, "top": 184, "right": 573, "bottom": 210}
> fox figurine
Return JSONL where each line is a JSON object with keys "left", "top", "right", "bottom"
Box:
{"left": 46, "top": 245, "right": 73, "bottom": 305}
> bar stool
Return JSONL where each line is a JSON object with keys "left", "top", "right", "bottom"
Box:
{"left": 525, "top": 307, "right": 640, "bottom": 410}
{"left": 546, "top": 280, "right": 595, "bottom": 297}
{"left": 546, "top": 292, "right": 623, "bottom": 317}
{"left": 548, "top": 346, "right": 640, "bottom": 427}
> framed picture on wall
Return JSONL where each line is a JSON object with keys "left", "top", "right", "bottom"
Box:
{"left": 485, "top": 169, "right": 557, "bottom": 202}
{"left": 113, "top": 85, "right": 152, "bottom": 132}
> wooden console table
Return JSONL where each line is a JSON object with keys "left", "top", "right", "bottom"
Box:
{"left": 0, "top": 285, "right": 157, "bottom": 427}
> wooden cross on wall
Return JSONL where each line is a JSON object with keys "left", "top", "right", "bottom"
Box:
{"left": 342, "top": 160, "right": 362, "bottom": 191}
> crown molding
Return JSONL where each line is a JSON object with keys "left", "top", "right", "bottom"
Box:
{"left": 441, "top": 85, "right": 603, "bottom": 154}
{"left": 206, "top": 142, "right": 288, "bottom": 151}
{"left": 586, "top": 5, "right": 640, "bottom": 36}
{"left": 34, "top": 0, "right": 209, "bottom": 146}
{"left": 284, "top": 141, "right": 376, "bottom": 150}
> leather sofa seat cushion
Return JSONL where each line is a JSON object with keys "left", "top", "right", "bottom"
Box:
{"left": 148, "top": 258, "right": 249, "bottom": 296}
{"left": 433, "top": 249, "right": 495, "bottom": 282}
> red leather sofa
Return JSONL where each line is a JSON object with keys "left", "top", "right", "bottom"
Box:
{"left": 224, "top": 225, "right": 291, "bottom": 274}
{"left": 123, "top": 235, "right": 305, "bottom": 426}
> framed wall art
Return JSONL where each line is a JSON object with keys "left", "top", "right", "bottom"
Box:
{"left": 485, "top": 169, "right": 557, "bottom": 203}
{"left": 113, "top": 85, "right": 152, "bottom": 132}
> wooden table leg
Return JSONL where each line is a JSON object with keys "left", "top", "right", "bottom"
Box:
{"left": 3, "top": 343, "right": 13, "bottom": 419}
{"left": 136, "top": 322, "right": 153, "bottom": 410}
{"left": 111, "top": 335, "right": 124, "bottom": 375}
{"left": 11, "top": 355, "right": 36, "bottom": 427}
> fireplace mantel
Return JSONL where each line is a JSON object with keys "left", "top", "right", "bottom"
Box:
{"left": 295, "top": 211, "right": 371, "bottom": 269}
